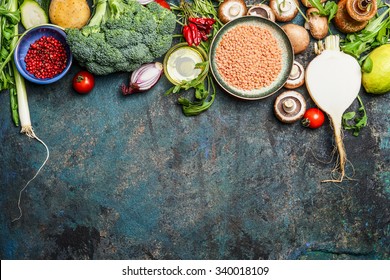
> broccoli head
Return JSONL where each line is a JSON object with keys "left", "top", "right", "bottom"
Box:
{"left": 65, "top": 0, "right": 176, "bottom": 75}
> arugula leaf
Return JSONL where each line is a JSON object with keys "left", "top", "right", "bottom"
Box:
{"left": 341, "top": 6, "right": 390, "bottom": 60}
{"left": 342, "top": 95, "right": 368, "bottom": 137}
{"left": 308, "top": 0, "right": 338, "bottom": 23}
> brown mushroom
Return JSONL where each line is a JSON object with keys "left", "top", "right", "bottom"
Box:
{"left": 218, "top": 0, "right": 248, "bottom": 24}
{"left": 274, "top": 91, "right": 306, "bottom": 123}
{"left": 269, "top": 0, "right": 299, "bottom": 22}
{"left": 284, "top": 61, "right": 305, "bottom": 89}
{"left": 282, "top": 24, "right": 310, "bottom": 54}
{"left": 247, "top": 4, "right": 276, "bottom": 22}
{"left": 334, "top": 0, "right": 377, "bottom": 33}
{"left": 306, "top": 8, "right": 328, "bottom": 40}
{"left": 301, "top": 0, "right": 326, "bottom": 8}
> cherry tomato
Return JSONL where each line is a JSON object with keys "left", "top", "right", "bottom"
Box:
{"left": 154, "top": 0, "right": 171, "bottom": 10}
{"left": 72, "top": 71, "right": 95, "bottom": 94}
{"left": 302, "top": 108, "right": 325, "bottom": 129}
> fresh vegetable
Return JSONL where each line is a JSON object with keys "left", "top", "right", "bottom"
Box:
{"left": 334, "top": 0, "right": 377, "bottom": 33}
{"left": 183, "top": 17, "right": 215, "bottom": 45}
{"left": 1, "top": 0, "right": 50, "bottom": 221}
{"left": 247, "top": 4, "right": 276, "bottom": 21}
{"left": 168, "top": 0, "right": 222, "bottom": 116}
{"left": 20, "top": 0, "right": 48, "bottom": 29}
{"left": 49, "top": 0, "right": 91, "bottom": 29}
{"left": 342, "top": 95, "right": 368, "bottom": 136}
{"left": 121, "top": 62, "right": 163, "bottom": 95}
{"left": 305, "top": 35, "right": 362, "bottom": 183}
{"left": 282, "top": 23, "right": 310, "bottom": 54}
{"left": 72, "top": 70, "right": 95, "bottom": 94}
{"left": 362, "top": 44, "right": 390, "bottom": 94}
{"left": 340, "top": 3, "right": 390, "bottom": 62}
{"left": 65, "top": 0, "right": 176, "bottom": 75}
{"left": 302, "top": 107, "right": 325, "bottom": 129}
{"left": 218, "top": 0, "right": 247, "bottom": 24}
{"left": 0, "top": 0, "right": 21, "bottom": 126}
{"left": 183, "top": 25, "right": 193, "bottom": 45}
{"left": 308, "top": 0, "right": 338, "bottom": 23}
{"left": 269, "top": 0, "right": 298, "bottom": 22}
{"left": 306, "top": 7, "right": 328, "bottom": 40}
{"left": 155, "top": 0, "right": 170, "bottom": 9}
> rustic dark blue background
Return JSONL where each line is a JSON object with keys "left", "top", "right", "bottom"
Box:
{"left": 1, "top": 0, "right": 389, "bottom": 259}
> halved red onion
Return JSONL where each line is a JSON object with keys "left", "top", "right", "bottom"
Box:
{"left": 122, "top": 62, "right": 163, "bottom": 95}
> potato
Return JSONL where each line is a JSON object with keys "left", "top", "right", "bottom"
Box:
{"left": 49, "top": 0, "right": 91, "bottom": 29}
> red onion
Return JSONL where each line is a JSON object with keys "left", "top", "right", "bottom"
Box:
{"left": 122, "top": 62, "right": 163, "bottom": 95}
{"left": 137, "top": 0, "right": 154, "bottom": 5}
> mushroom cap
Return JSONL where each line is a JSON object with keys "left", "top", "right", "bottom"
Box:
{"left": 307, "top": 8, "right": 329, "bottom": 40}
{"left": 274, "top": 91, "right": 307, "bottom": 123}
{"left": 284, "top": 61, "right": 305, "bottom": 89}
{"left": 269, "top": 0, "right": 299, "bottom": 22}
{"left": 218, "top": 0, "right": 248, "bottom": 24}
{"left": 334, "top": 0, "right": 368, "bottom": 33}
{"left": 346, "top": 0, "right": 377, "bottom": 22}
{"left": 301, "top": 0, "right": 326, "bottom": 8}
{"left": 281, "top": 24, "right": 310, "bottom": 54}
{"left": 247, "top": 4, "right": 276, "bottom": 22}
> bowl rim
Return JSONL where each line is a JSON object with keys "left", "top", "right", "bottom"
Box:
{"left": 163, "top": 42, "right": 208, "bottom": 86}
{"left": 13, "top": 24, "right": 73, "bottom": 85}
{"left": 208, "top": 16, "right": 294, "bottom": 100}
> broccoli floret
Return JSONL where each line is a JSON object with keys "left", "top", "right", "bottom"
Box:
{"left": 65, "top": 0, "right": 176, "bottom": 75}
{"left": 147, "top": 34, "right": 174, "bottom": 58}
{"left": 147, "top": 2, "right": 176, "bottom": 35}
{"left": 121, "top": 43, "right": 153, "bottom": 64}
{"left": 105, "top": 28, "right": 133, "bottom": 48}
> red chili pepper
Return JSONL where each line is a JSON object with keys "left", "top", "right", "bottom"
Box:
{"left": 205, "top": 18, "right": 216, "bottom": 26}
{"left": 183, "top": 25, "right": 193, "bottom": 46}
{"left": 199, "top": 30, "right": 208, "bottom": 41}
{"left": 188, "top": 17, "right": 207, "bottom": 26}
{"left": 189, "top": 23, "right": 201, "bottom": 46}
{"left": 189, "top": 17, "right": 216, "bottom": 27}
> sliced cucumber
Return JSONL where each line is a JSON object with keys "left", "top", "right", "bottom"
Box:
{"left": 20, "top": 0, "right": 49, "bottom": 29}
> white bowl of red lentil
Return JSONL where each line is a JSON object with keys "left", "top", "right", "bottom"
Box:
{"left": 209, "top": 16, "right": 294, "bottom": 100}
{"left": 14, "top": 24, "right": 73, "bottom": 85}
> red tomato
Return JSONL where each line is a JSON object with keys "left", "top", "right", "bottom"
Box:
{"left": 302, "top": 108, "right": 325, "bottom": 129}
{"left": 72, "top": 71, "right": 95, "bottom": 94}
{"left": 154, "top": 0, "right": 170, "bottom": 10}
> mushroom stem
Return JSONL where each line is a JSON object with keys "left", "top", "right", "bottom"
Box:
{"left": 229, "top": 4, "right": 242, "bottom": 16}
{"left": 279, "top": 1, "right": 292, "bottom": 12}
{"left": 289, "top": 64, "right": 300, "bottom": 79}
{"left": 283, "top": 98, "right": 297, "bottom": 113}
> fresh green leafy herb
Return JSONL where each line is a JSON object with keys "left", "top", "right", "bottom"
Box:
{"left": 342, "top": 95, "right": 368, "bottom": 136}
{"left": 308, "top": 0, "right": 338, "bottom": 23}
{"left": 0, "top": 0, "right": 21, "bottom": 126}
{"left": 165, "top": 61, "right": 215, "bottom": 116}
{"left": 341, "top": 4, "right": 390, "bottom": 63}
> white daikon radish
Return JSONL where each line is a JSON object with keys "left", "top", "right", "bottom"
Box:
{"left": 305, "top": 35, "right": 361, "bottom": 183}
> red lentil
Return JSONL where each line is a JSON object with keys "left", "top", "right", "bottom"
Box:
{"left": 215, "top": 25, "right": 282, "bottom": 91}
{"left": 25, "top": 36, "right": 68, "bottom": 79}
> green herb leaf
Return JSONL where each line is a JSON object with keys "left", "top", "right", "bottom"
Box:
{"left": 342, "top": 95, "right": 368, "bottom": 136}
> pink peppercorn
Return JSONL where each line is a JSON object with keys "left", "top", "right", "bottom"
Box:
{"left": 25, "top": 36, "right": 68, "bottom": 79}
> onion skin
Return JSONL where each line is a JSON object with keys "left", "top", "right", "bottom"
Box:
{"left": 122, "top": 62, "right": 163, "bottom": 95}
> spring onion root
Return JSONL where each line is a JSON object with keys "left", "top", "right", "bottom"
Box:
{"left": 9, "top": 17, "right": 49, "bottom": 221}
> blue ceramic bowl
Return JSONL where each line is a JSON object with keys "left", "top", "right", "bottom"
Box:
{"left": 14, "top": 24, "right": 73, "bottom": 84}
